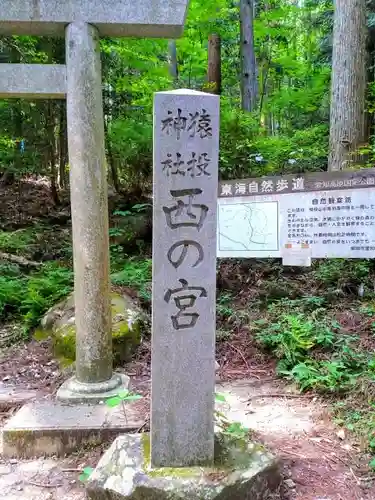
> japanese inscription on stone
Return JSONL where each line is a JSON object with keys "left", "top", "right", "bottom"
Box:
{"left": 217, "top": 169, "right": 375, "bottom": 260}
{"left": 151, "top": 89, "right": 219, "bottom": 468}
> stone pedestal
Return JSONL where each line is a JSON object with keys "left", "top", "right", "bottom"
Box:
{"left": 57, "top": 21, "right": 124, "bottom": 403}
{"left": 86, "top": 433, "right": 281, "bottom": 500}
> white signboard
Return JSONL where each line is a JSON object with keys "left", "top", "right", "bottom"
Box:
{"left": 217, "top": 170, "right": 375, "bottom": 261}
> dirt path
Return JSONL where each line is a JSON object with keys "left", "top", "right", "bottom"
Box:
{"left": 0, "top": 376, "right": 373, "bottom": 499}
{"left": 0, "top": 340, "right": 374, "bottom": 499}
{"left": 0, "top": 458, "right": 85, "bottom": 500}
{"left": 218, "top": 378, "right": 374, "bottom": 500}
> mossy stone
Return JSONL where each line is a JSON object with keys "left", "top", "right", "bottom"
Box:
{"left": 86, "top": 433, "right": 281, "bottom": 500}
{"left": 38, "top": 291, "right": 144, "bottom": 367}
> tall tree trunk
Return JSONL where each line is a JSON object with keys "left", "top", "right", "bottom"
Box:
{"left": 240, "top": 0, "right": 258, "bottom": 111}
{"left": 366, "top": 26, "right": 375, "bottom": 140}
{"left": 328, "top": 0, "right": 367, "bottom": 171}
{"left": 207, "top": 34, "right": 221, "bottom": 95}
{"left": 168, "top": 40, "right": 178, "bottom": 81}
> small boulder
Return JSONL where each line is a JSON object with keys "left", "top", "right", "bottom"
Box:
{"left": 285, "top": 479, "right": 296, "bottom": 489}
{"left": 110, "top": 210, "right": 151, "bottom": 249}
{"left": 38, "top": 291, "right": 146, "bottom": 367}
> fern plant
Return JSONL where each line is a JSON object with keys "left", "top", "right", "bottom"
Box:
{"left": 256, "top": 313, "right": 334, "bottom": 369}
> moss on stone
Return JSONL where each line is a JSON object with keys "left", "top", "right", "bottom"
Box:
{"left": 141, "top": 432, "right": 268, "bottom": 481}
{"left": 38, "top": 291, "right": 143, "bottom": 367}
{"left": 33, "top": 328, "right": 50, "bottom": 341}
{"left": 53, "top": 324, "right": 76, "bottom": 363}
{"left": 142, "top": 434, "right": 201, "bottom": 478}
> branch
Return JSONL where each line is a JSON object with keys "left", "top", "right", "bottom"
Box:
{"left": 0, "top": 251, "right": 42, "bottom": 268}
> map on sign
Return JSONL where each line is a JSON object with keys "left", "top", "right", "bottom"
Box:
{"left": 218, "top": 201, "right": 279, "bottom": 256}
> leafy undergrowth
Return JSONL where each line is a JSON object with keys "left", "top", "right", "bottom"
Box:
{"left": 216, "top": 258, "right": 375, "bottom": 471}
{"left": 0, "top": 214, "right": 152, "bottom": 340}
{"left": 0, "top": 221, "right": 73, "bottom": 338}
{"left": 0, "top": 261, "right": 73, "bottom": 337}
{"left": 111, "top": 258, "right": 152, "bottom": 305}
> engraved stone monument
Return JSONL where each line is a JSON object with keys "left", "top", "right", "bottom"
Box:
{"left": 151, "top": 89, "right": 219, "bottom": 467}
{"left": 0, "top": 0, "right": 190, "bottom": 402}
{"left": 85, "top": 89, "right": 280, "bottom": 500}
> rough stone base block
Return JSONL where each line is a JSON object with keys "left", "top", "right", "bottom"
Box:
{"left": 1, "top": 400, "right": 143, "bottom": 458}
{"left": 86, "top": 433, "right": 281, "bottom": 500}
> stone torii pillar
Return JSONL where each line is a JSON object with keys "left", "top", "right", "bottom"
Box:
{"left": 0, "top": 0, "right": 189, "bottom": 403}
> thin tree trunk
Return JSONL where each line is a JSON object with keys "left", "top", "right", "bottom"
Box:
{"left": 104, "top": 119, "right": 122, "bottom": 194}
{"left": 13, "top": 100, "right": 23, "bottom": 176}
{"left": 259, "top": 60, "right": 270, "bottom": 120}
{"left": 168, "top": 40, "right": 178, "bottom": 81}
{"left": 240, "top": 0, "right": 258, "bottom": 111}
{"left": 328, "top": 0, "right": 367, "bottom": 171}
{"left": 58, "top": 101, "right": 68, "bottom": 189}
{"left": 207, "top": 34, "right": 221, "bottom": 95}
{"left": 47, "top": 101, "right": 59, "bottom": 205}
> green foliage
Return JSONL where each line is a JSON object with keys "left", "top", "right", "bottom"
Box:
{"left": 256, "top": 313, "right": 335, "bottom": 369}
{"left": 214, "top": 393, "right": 251, "bottom": 441}
{"left": 0, "top": 229, "right": 36, "bottom": 255}
{"left": 218, "top": 105, "right": 328, "bottom": 180}
{"left": 216, "top": 292, "right": 235, "bottom": 319}
{"left": 255, "top": 304, "right": 375, "bottom": 428}
{"left": 114, "top": 204, "right": 151, "bottom": 216}
{"left": 111, "top": 258, "right": 152, "bottom": 302}
{"left": 21, "top": 264, "right": 73, "bottom": 330}
{"left": 267, "top": 296, "right": 326, "bottom": 314}
{"left": 106, "top": 390, "right": 143, "bottom": 408}
{"left": 0, "top": 275, "right": 26, "bottom": 318}
{"left": 105, "top": 390, "right": 143, "bottom": 435}
{"left": 0, "top": 0, "right": 335, "bottom": 188}
{"left": 334, "top": 389, "right": 375, "bottom": 470}
{"left": 79, "top": 467, "right": 94, "bottom": 483}
{"left": 0, "top": 262, "right": 72, "bottom": 332}
{"left": 108, "top": 111, "right": 153, "bottom": 194}
{"left": 215, "top": 393, "right": 227, "bottom": 403}
{"left": 0, "top": 262, "right": 22, "bottom": 277}
{"left": 283, "top": 359, "right": 359, "bottom": 393}
{"left": 313, "top": 259, "right": 372, "bottom": 288}
{"left": 109, "top": 204, "right": 151, "bottom": 263}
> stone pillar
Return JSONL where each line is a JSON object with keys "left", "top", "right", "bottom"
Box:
{"left": 57, "top": 22, "right": 126, "bottom": 402}
{"left": 151, "top": 89, "right": 220, "bottom": 467}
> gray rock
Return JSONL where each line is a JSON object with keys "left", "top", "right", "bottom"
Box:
{"left": 285, "top": 478, "right": 296, "bottom": 489}
{"left": 39, "top": 291, "right": 144, "bottom": 366}
{"left": 86, "top": 433, "right": 281, "bottom": 500}
{"left": 110, "top": 211, "right": 151, "bottom": 248}
{"left": 0, "top": 465, "right": 12, "bottom": 475}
